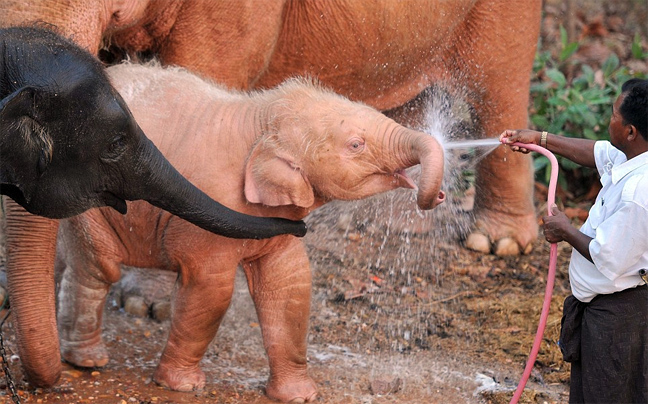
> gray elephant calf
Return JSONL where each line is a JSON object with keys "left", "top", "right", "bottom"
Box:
{"left": 56, "top": 63, "right": 445, "bottom": 402}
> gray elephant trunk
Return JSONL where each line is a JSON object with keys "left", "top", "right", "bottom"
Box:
{"left": 126, "top": 137, "right": 307, "bottom": 239}
{"left": 3, "top": 201, "right": 62, "bottom": 387}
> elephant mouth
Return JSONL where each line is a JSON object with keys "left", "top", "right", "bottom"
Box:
{"left": 392, "top": 169, "right": 417, "bottom": 189}
{"left": 101, "top": 191, "right": 128, "bottom": 214}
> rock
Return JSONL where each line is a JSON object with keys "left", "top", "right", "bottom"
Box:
{"left": 369, "top": 377, "right": 402, "bottom": 395}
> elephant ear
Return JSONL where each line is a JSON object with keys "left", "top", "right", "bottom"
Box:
{"left": 0, "top": 87, "right": 38, "bottom": 121}
{"left": 244, "top": 137, "right": 315, "bottom": 208}
{"left": 0, "top": 87, "right": 52, "bottom": 177}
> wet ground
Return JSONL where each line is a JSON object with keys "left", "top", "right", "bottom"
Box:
{"left": 0, "top": 185, "right": 576, "bottom": 404}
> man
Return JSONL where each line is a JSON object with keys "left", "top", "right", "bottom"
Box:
{"left": 500, "top": 78, "right": 648, "bottom": 403}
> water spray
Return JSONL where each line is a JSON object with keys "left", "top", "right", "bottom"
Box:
{"left": 505, "top": 141, "right": 559, "bottom": 404}
{"left": 444, "top": 138, "right": 560, "bottom": 401}
{"left": 442, "top": 138, "right": 502, "bottom": 150}
{"left": 439, "top": 136, "right": 559, "bottom": 402}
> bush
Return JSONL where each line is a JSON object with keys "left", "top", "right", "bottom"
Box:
{"left": 529, "top": 26, "right": 648, "bottom": 197}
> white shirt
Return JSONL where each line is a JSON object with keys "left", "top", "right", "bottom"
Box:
{"left": 569, "top": 141, "right": 648, "bottom": 302}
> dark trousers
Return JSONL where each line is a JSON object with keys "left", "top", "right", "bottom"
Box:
{"left": 560, "top": 285, "right": 648, "bottom": 404}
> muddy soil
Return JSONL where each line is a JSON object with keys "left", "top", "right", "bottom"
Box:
{"left": 0, "top": 181, "right": 576, "bottom": 404}
{"left": 0, "top": 1, "right": 646, "bottom": 403}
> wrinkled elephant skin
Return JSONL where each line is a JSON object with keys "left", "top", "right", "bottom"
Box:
{"left": 0, "top": 0, "right": 541, "bottom": 392}
{"left": 1, "top": 0, "right": 541, "bottom": 254}
{"left": 0, "top": 25, "right": 307, "bottom": 388}
{"left": 54, "top": 63, "right": 445, "bottom": 403}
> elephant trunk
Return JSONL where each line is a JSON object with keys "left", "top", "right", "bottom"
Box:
{"left": 393, "top": 126, "right": 446, "bottom": 210}
{"left": 125, "top": 136, "right": 307, "bottom": 239}
{"left": 3, "top": 200, "right": 62, "bottom": 387}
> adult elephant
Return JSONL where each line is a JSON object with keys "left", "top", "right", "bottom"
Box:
{"left": 0, "top": 0, "right": 541, "bottom": 387}
{"left": 1, "top": 0, "right": 542, "bottom": 256}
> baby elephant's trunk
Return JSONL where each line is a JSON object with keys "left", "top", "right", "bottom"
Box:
{"left": 392, "top": 126, "right": 446, "bottom": 209}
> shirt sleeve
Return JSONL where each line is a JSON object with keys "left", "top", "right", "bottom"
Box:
{"left": 589, "top": 199, "right": 648, "bottom": 281}
{"left": 594, "top": 141, "right": 625, "bottom": 177}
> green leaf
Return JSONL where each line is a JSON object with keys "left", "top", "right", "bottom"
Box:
{"left": 557, "top": 172, "right": 569, "bottom": 191}
{"left": 560, "top": 25, "right": 568, "bottom": 47}
{"left": 560, "top": 42, "right": 579, "bottom": 62}
{"left": 561, "top": 159, "right": 581, "bottom": 170}
{"left": 527, "top": 45, "right": 648, "bottom": 188}
{"left": 581, "top": 64, "right": 595, "bottom": 81}
{"left": 547, "top": 96, "right": 569, "bottom": 107}
{"left": 531, "top": 115, "right": 550, "bottom": 129}
{"left": 587, "top": 96, "right": 611, "bottom": 105}
{"left": 548, "top": 114, "right": 568, "bottom": 133}
{"left": 632, "top": 32, "right": 645, "bottom": 59}
{"left": 534, "top": 156, "right": 549, "bottom": 171}
{"left": 546, "top": 68, "right": 567, "bottom": 88}
{"left": 580, "top": 88, "right": 610, "bottom": 104}
{"left": 572, "top": 75, "right": 589, "bottom": 90}
{"left": 583, "top": 112, "right": 598, "bottom": 128}
{"left": 602, "top": 54, "right": 620, "bottom": 77}
{"left": 583, "top": 128, "right": 598, "bottom": 140}
{"left": 545, "top": 164, "right": 554, "bottom": 184}
{"left": 530, "top": 82, "right": 553, "bottom": 93}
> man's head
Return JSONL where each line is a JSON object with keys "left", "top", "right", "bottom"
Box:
{"left": 609, "top": 78, "right": 648, "bottom": 157}
{"left": 619, "top": 78, "right": 648, "bottom": 141}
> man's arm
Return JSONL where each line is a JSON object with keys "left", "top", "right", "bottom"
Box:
{"left": 500, "top": 130, "right": 597, "bottom": 168}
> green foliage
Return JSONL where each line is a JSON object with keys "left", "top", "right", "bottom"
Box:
{"left": 632, "top": 32, "right": 648, "bottom": 59}
{"left": 528, "top": 27, "right": 648, "bottom": 194}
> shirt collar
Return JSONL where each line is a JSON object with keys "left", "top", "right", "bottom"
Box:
{"left": 611, "top": 150, "right": 648, "bottom": 184}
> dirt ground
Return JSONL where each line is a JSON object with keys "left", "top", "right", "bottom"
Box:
{"left": 0, "top": 189, "right": 575, "bottom": 404}
{"left": 0, "top": 1, "right": 646, "bottom": 403}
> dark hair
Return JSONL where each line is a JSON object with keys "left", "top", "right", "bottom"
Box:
{"left": 620, "top": 78, "right": 648, "bottom": 141}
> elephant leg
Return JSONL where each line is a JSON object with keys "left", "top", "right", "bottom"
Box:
{"left": 3, "top": 198, "right": 61, "bottom": 387}
{"left": 242, "top": 239, "right": 317, "bottom": 403}
{"left": 153, "top": 260, "right": 238, "bottom": 392}
{"left": 57, "top": 250, "right": 118, "bottom": 368}
{"left": 386, "top": 2, "right": 541, "bottom": 256}
{"left": 446, "top": 0, "right": 542, "bottom": 255}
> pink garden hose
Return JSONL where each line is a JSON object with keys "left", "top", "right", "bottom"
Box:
{"left": 506, "top": 142, "right": 559, "bottom": 404}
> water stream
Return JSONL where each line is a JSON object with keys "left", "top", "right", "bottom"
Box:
{"left": 442, "top": 137, "right": 502, "bottom": 150}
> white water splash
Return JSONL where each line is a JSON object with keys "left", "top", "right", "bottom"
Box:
{"left": 443, "top": 137, "right": 501, "bottom": 150}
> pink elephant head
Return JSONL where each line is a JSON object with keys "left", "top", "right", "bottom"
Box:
{"left": 244, "top": 79, "right": 446, "bottom": 211}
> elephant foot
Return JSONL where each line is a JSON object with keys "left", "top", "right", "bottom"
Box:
{"left": 464, "top": 210, "right": 537, "bottom": 256}
{"left": 265, "top": 375, "right": 318, "bottom": 403}
{"left": 118, "top": 267, "right": 175, "bottom": 321}
{"left": 60, "top": 337, "right": 109, "bottom": 368}
{"left": 153, "top": 364, "right": 206, "bottom": 392}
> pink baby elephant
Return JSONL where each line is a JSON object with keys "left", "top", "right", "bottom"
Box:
{"left": 55, "top": 63, "right": 445, "bottom": 402}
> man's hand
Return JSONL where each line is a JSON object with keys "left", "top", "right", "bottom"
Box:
{"left": 542, "top": 204, "right": 594, "bottom": 262}
{"left": 499, "top": 129, "right": 541, "bottom": 153}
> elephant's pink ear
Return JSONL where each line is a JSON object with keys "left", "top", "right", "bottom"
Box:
{"left": 244, "top": 140, "right": 315, "bottom": 208}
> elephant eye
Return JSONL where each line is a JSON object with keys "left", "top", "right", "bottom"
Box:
{"left": 346, "top": 138, "right": 365, "bottom": 153}
{"left": 102, "top": 135, "right": 127, "bottom": 161}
